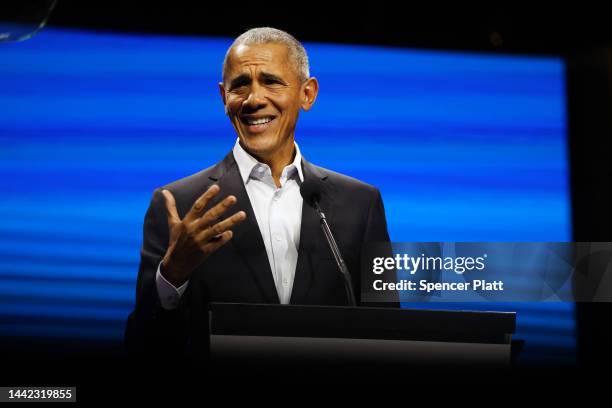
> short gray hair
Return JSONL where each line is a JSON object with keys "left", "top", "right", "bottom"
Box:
{"left": 222, "top": 27, "right": 310, "bottom": 83}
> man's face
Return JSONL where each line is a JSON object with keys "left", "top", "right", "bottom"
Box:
{"left": 220, "top": 43, "right": 317, "bottom": 160}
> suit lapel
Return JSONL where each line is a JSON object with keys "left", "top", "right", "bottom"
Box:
{"left": 290, "top": 158, "right": 334, "bottom": 304}
{"left": 208, "top": 152, "right": 280, "bottom": 304}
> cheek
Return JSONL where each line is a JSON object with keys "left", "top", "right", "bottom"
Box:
{"left": 226, "top": 95, "right": 244, "bottom": 113}
{"left": 270, "top": 93, "right": 300, "bottom": 116}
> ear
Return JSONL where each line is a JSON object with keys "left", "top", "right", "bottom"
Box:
{"left": 218, "top": 82, "right": 228, "bottom": 115}
{"left": 300, "top": 77, "right": 319, "bottom": 112}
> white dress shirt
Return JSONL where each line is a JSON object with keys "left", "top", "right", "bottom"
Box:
{"left": 156, "top": 139, "right": 304, "bottom": 309}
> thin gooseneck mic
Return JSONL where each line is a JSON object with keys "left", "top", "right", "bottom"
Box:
{"left": 300, "top": 180, "right": 357, "bottom": 306}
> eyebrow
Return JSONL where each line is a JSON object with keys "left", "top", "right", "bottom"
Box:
{"left": 260, "top": 72, "right": 287, "bottom": 85}
{"left": 228, "top": 71, "right": 287, "bottom": 89}
{"left": 228, "top": 74, "right": 251, "bottom": 90}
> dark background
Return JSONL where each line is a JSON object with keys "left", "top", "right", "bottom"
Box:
{"left": 46, "top": 2, "right": 612, "bottom": 56}
{"left": 3, "top": 0, "right": 612, "bottom": 391}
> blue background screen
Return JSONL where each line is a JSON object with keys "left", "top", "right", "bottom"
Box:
{"left": 0, "top": 28, "right": 572, "bottom": 363}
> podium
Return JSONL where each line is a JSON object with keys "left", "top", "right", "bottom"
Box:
{"left": 209, "top": 303, "right": 517, "bottom": 370}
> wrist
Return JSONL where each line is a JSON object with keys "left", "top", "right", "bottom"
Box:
{"left": 161, "top": 257, "right": 186, "bottom": 287}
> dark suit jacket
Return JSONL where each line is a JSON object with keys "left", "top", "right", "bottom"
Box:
{"left": 125, "top": 150, "right": 395, "bottom": 358}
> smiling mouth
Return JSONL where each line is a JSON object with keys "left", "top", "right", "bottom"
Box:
{"left": 239, "top": 115, "right": 277, "bottom": 133}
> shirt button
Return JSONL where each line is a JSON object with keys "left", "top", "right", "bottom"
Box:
{"left": 274, "top": 235, "right": 282, "bottom": 242}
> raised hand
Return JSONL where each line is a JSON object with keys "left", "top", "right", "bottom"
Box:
{"left": 160, "top": 184, "right": 246, "bottom": 287}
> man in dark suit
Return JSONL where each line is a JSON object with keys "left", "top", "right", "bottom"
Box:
{"left": 125, "top": 27, "right": 394, "bottom": 357}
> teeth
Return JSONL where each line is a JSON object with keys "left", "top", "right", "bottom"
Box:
{"left": 246, "top": 117, "right": 273, "bottom": 125}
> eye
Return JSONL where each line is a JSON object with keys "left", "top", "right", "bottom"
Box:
{"left": 230, "top": 84, "right": 249, "bottom": 93}
{"left": 264, "top": 78, "right": 282, "bottom": 86}
{"left": 228, "top": 76, "right": 251, "bottom": 92}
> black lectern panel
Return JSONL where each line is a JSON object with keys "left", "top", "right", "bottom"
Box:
{"left": 210, "top": 303, "right": 516, "bottom": 344}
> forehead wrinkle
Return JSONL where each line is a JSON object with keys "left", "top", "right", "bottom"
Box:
{"left": 239, "top": 62, "right": 268, "bottom": 73}
{"left": 236, "top": 53, "right": 271, "bottom": 63}
{"left": 235, "top": 64, "right": 285, "bottom": 81}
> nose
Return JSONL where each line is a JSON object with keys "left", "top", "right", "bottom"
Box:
{"left": 242, "top": 83, "right": 267, "bottom": 112}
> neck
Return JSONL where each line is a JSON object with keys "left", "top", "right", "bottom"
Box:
{"left": 242, "top": 139, "right": 296, "bottom": 187}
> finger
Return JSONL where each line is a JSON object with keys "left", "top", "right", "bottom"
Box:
{"left": 196, "top": 211, "right": 247, "bottom": 242}
{"left": 193, "top": 194, "right": 237, "bottom": 230}
{"left": 199, "top": 230, "right": 234, "bottom": 257}
{"left": 161, "top": 189, "right": 180, "bottom": 227}
{"left": 186, "top": 184, "right": 220, "bottom": 222}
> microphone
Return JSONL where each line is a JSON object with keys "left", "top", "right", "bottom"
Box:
{"left": 300, "top": 179, "right": 357, "bottom": 306}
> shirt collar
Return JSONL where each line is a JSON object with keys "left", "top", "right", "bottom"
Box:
{"left": 232, "top": 138, "right": 304, "bottom": 184}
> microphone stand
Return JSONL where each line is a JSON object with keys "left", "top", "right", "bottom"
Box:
{"left": 312, "top": 201, "right": 357, "bottom": 307}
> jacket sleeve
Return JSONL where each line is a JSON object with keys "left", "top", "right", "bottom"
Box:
{"left": 124, "top": 188, "right": 191, "bottom": 357}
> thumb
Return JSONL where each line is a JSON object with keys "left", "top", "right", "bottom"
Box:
{"left": 161, "top": 189, "right": 181, "bottom": 227}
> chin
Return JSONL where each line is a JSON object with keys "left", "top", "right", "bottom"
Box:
{"left": 241, "top": 134, "right": 279, "bottom": 155}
